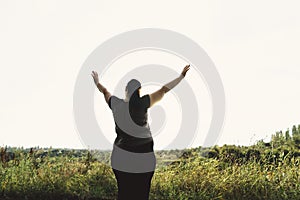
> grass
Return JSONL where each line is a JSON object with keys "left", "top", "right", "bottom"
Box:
{"left": 1, "top": 128, "right": 300, "bottom": 199}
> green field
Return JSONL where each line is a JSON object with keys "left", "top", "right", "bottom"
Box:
{"left": 1, "top": 125, "right": 300, "bottom": 200}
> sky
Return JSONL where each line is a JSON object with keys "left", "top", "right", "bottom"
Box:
{"left": 0, "top": 0, "right": 300, "bottom": 150}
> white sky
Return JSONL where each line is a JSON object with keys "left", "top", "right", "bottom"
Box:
{"left": 0, "top": 0, "right": 300, "bottom": 149}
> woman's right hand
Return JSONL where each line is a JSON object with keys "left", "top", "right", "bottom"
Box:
{"left": 181, "top": 64, "right": 190, "bottom": 77}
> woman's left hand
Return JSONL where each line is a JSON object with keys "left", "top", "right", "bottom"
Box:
{"left": 91, "top": 71, "right": 99, "bottom": 85}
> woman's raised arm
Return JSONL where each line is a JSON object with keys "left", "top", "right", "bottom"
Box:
{"left": 149, "top": 64, "right": 190, "bottom": 107}
{"left": 91, "top": 71, "right": 112, "bottom": 103}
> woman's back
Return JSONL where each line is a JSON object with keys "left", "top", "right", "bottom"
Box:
{"left": 108, "top": 94, "right": 154, "bottom": 153}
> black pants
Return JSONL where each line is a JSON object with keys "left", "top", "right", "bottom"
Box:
{"left": 113, "top": 168, "right": 154, "bottom": 200}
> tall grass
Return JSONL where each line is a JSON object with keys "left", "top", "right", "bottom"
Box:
{"left": 1, "top": 124, "right": 300, "bottom": 200}
{"left": 0, "top": 146, "right": 299, "bottom": 200}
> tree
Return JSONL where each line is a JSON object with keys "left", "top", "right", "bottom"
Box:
{"left": 292, "top": 125, "right": 298, "bottom": 138}
{"left": 271, "top": 131, "right": 285, "bottom": 147}
{"left": 285, "top": 129, "right": 291, "bottom": 141}
{"left": 292, "top": 125, "right": 300, "bottom": 146}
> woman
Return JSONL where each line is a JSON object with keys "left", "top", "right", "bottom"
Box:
{"left": 91, "top": 64, "right": 190, "bottom": 200}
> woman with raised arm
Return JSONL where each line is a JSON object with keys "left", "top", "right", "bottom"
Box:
{"left": 91, "top": 64, "right": 190, "bottom": 200}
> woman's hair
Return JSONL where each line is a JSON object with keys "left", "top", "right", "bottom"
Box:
{"left": 126, "top": 79, "right": 141, "bottom": 100}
